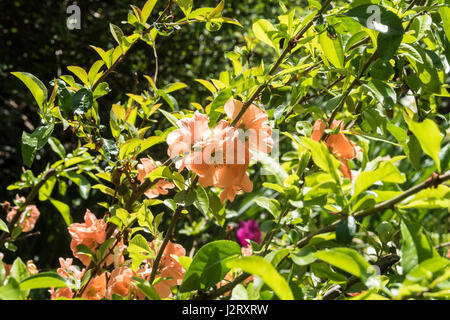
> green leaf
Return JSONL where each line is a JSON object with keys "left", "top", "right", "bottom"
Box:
{"left": 226, "top": 256, "right": 294, "bottom": 300}
{"left": 195, "top": 79, "right": 217, "bottom": 93}
{"left": 141, "top": 0, "right": 158, "bottom": 23}
{"left": 180, "top": 240, "right": 241, "bottom": 292}
{"left": 76, "top": 244, "right": 96, "bottom": 262}
{"left": 159, "top": 109, "right": 179, "bottom": 128}
{"left": 440, "top": 7, "right": 450, "bottom": 43}
{"left": 0, "top": 277, "right": 21, "bottom": 300}
{"left": 319, "top": 32, "right": 344, "bottom": 68}
{"left": 252, "top": 19, "right": 278, "bottom": 52}
{"left": 39, "top": 175, "right": 56, "bottom": 201}
{"left": 194, "top": 185, "right": 209, "bottom": 217}
{"left": 336, "top": 216, "right": 357, "bottom": 244}
{"left": 21, "top": 123, "right": 54, "bottom": 167}
{"left": 254, "top": 197, "right": 281, "bottom": 218}
{"left": 406, "top": 118, "right": 442, "bottom": 172}
{"left": 400, "top": 219, "right": 438, "bottom": 275}
{"left": 290, "top": 247, "right": 317, "bottom": 266}
{"left": 208, "top": 89, "right": 232, "bottom": 126}
{"left": 67, "top": 66, "right": 90, "bottom": 86}
{"left": 165, "top": 82, "right": 188, "bottom": 94}
{"left": 102, "top": 138, "right": 119, "bottom": 163}
{"left": 20, "top": 272, "right": 69, "bottom": 290}
{"left": 96, "top": 238, "right": 116, "bottom": 263}
{"left": 88, "top": 60, "right": 104, "bottom": 85}
{"left": 49, "top": 198, "right": 72, "bottom": 226}
{"left": 21, "top": 132, "right": 38, "bottom": 168}
{"left": 302, "top": 137, "right": 341, "bottom": 183}
{"left": 22, "top": 124, "right": 54, "bottom": 167}
{"left": 0, "top": 218, "right": 8, "bottom": 233}
{"left": 64, "top": 171, "right": 91, "bottom": 199}
{"left": 363, "top": 80, "right": 397, "bottom": 109}
{"left": 10, "top": 258, "right": 30, "bottom": 283}
{"left": 352, "top": 160, "right": 405, "bottom": 200}
{"left": 175, "top": 0, "right": 193, "bottom": 17}
{"left": 71, "top": 88, "right": 94, "bottom": 115}
{"left": 132, "top": 277, "right": 161, "bottom": 300}
{"left": 110, "top": 24, "right": 125, "bottom": 46}
{"left": 399, "top": 185, "right": 450, "bottom": 210}
{"left": 48, "top": 137, "right": 66, "bottom": 159}
{"left": 128, "top": 234, "right": 152, "bottom": 254}
{"left": 314, "top": 248, "right": 373, "bottom": 283}
{"left": 345, "top": 5, "right": 404, "bottom": 60}
{"left": 11, "top": 72, "right": 48, "bottom": 109}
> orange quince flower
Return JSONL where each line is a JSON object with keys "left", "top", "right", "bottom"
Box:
{"left": 311, "top": 119, "right": 356, "bottom": 180}
{"left": 137, "top": 158, "right": 175, "bottom": 199}
{"left": 68, "top": 209, "right": 107, "bottom": 266}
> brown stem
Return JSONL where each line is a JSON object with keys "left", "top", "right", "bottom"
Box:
{"left": 322, "top": 254, "right": 400, "bottom": 300}
{"left": 296, "top": 171, "right": 450, "bottom": 248}
{"left": 230, "top": 0, "right": 333, "bottom": 127}
{"left": 149, "top": 176, "right": 199, "bottom": 284}
{"left": 91, "top": 1, "right": 174, "bottom": 92}
{"left": 149, "top": 206, "right": 183, "bottom": 283}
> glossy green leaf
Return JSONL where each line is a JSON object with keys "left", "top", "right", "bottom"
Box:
{"left": 314, "top": 248, "right": 373, "bottom": 282}
{"left": 180, "top": 240, "right": 241, "bottom": 292}
{"left": 319, "top": 32, "right": 344, "bottom": 68}
{"left": 20, "top": 272, "right": 69, "bottom": 290}
{"left": 226, "top": 256, "right": 294, "bottom": 300}
{"left": 346, "top": 5, "right": 404, "bottom": 60}
{"left": 252, "top": 19, "right": 278, "bottom": 52}
{"left": 407, "top": 118, "right": 442, "bottom": 172}
{"left": 141, "top": 0, "right": 158, "bottom": 23}
{"left": 352, "top": 160, "right": 405, "bottom": 200}
{"left": 49, "top": 198, "right": 72, "bottom": 226}
{"left": 11, "top": 72, "right": 47, "bottom": 109}
{"left": 363, "top": 80, "right": 397, "bottom": 109}
{"left": 71, "top": 88, "right": 94, "bottom": 115}
{"left": 401, "top": 219, "right": 438, "bottom": 275}
{"left": 336, "top": 216, "right": 357, "bottom": 244}
{"left": 302, "top": 137, "right": 341, "bottom": 183}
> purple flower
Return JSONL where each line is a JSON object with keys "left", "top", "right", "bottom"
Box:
{"left": 236, "top": 219, "right": 262, "bottom": 247}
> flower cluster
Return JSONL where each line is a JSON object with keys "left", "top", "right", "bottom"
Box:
{"left": 50, "top": 210, "right": 187, "bottom": 300}
{"left": 139, "top": 240, "right": 186, "bottom": 299}
{"left": 167, "top": 99, "right": 273, "bottom": 203}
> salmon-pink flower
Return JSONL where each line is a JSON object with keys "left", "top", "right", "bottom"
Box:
{"left": 165, "top": 101, "right": 273, "bottom": 203}
{"left": 311, "top": 119, "right": 357, "bottom": 180}
{"left": 167, "top": 112, "right": 211, "bottom": 170}
{"left": 50, "top": 287, "right": 74, "bottom": 300}
{"left": 224, "top": 99, "right": 273, "bottom": 154}
{"left": 106, "top": 267, "right": 138, "bottom": 299}
{"left": 139, "top": 241, "right": 186, "bottom": 299}
{"left": 50, "top": 258, "right": 84, "bottom": 300}
{"left": 68, "top": 209, "right": 107, "bottom": 266}
{"left": 56, "top": 258, "right": 84, "bottom": 280}
{"left": 137, "top": 158, "right": 175, "bottom": 199}
{"left": 236, "top": 219, "right": 262, "bottom": 247}
{"left": 6, "top": 196, "right": 40, "bottom": 232}
{"left": 82, "top": 273, "right": 107, "bottom": 300}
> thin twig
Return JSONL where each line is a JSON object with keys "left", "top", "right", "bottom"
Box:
{"left": 296, "top": 171, "right": 450, "bottom": 248}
